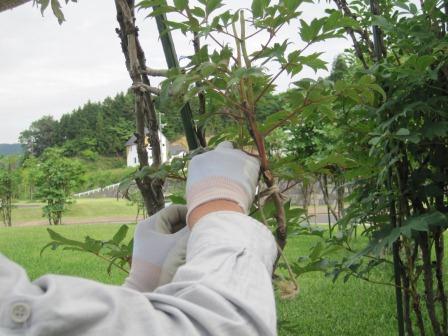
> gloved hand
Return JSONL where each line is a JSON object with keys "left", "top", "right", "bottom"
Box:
{"left": 186, "top": 141, "right": 260, "bottom": 225}
{"left": 123, "top": 204, "right": 189, "bottom": 292}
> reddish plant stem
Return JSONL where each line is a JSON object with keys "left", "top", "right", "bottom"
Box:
{"left": 242, "top": 102, "right": 287, "bottom": 251}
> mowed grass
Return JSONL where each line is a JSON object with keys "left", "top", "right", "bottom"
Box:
{"left": 12, "top": 198, "right": 138, "bottom": 224}
{"left": 0, "top": 223, "right": 400, "bottom": 335}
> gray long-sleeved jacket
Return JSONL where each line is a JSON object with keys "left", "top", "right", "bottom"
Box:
{"left": 0, "top": 211, "right": 277, "bottom": 335}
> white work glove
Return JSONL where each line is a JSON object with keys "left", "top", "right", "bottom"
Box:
{"left": 186, "top": 141, "right": 260, "bottom": 223}
{"left": 123, "top": 204, "right": 189, "bottom": 292}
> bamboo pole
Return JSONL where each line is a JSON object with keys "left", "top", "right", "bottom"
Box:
{"left": 151, "top": 4, "right": 200, "bottom": 150}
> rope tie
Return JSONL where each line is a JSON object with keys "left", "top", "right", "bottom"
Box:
{"left": 257, "top": 185, "right": 287, "bottom": 201}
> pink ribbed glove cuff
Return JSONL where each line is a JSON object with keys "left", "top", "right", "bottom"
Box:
{"left": 186, "top": 176, "right": 251, "bottom": 222}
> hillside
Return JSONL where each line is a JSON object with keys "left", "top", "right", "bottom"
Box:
{"left": 0, "top": 143, "right": 23, "bottom": 156}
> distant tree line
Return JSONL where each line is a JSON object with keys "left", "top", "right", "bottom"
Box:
{"left": 19, "top": 93, "right": 135, "bottom": 158}
{"left": 19, "top": 91, "right": 283, "bottom": 158}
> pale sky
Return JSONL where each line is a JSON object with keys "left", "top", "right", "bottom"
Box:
{"left": 0, "top": 0, "right": 350, "bottom": 143}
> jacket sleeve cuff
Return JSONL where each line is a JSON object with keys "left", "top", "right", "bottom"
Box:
{"left": 187, "top": 211, "right": 277, "bottom": 274}
{"left": 186, "top": 177, "right": 251, "bottom": 224}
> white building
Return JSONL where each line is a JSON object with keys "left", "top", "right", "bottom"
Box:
{"left": 125, "top": 130, "right": 168, "bottom": 167}
{"left": 169, "top": 144, "right": 187, "bottom": 160}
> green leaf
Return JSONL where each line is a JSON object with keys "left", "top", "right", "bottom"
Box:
{"left": 371, "top": 15, "right": 393, "bottom": 31}
{"left": 415, "top": 55, "right": 434, "bottom": 72}
{"left": 51, "top": 0, "right": 65, "bottom": 24}
{"left": 46, "top": 228, "right": 85, "bottom": 248}
{"left": 298, "top": 53, "right": 327, "bottom": 72}
{"left": 40, "top": 0, "right": 50, "bottom": 15}
{"left": 292, "top": 258, "right": 332, "bottom": 276}
{"left": 253, "top": 41, "right": 289, "bottom": 64}
{"left": 367, "top": 83, "right": 386, "bottom": 101}
{"left": 358, "top": 211, "right": 448, "bottom": 257}
{"left": 112, "top": 225, "right": 129, "bottom": 245}
{"left": 323, "top": 11, "right": 359, "bottom": 32}
{"left": 168, "top": 194, "right": 187, "bottom": 204}
{"left": 405, "top": 55, "right": 434, "bottom": 72}
{"left": 252, "top": 0, "right": 269, "bottom": 18}
{"left": 190, "top": 6, "right": 205, "bottom": 17}
{"left": 309, "top": 241, "right": 324, "bottom": 260}
{"left": 40, "top": 241, "right": 60, "bottom": 256}
{"left": 138, "top": 0, "right": 166, "bottom": 7}
{"left": 227, "top": 67, "right": 266, "bottom": 87}
{"left": 173, "top": 0, "right": 188, "bottom": 10}
{"left": 118, "top": 178, "right": 134, "bottom": 194}
{"left": 422, "top": 121, "right": 448, "bottom": 140}
{"left": 299, "top": 18, "right": 322, "bottom": 42}
{"left": 148, "top": 6, "right": 177, "bottom": 17}
{"left": 205, "top": 0, "right": 222, "bottom": 16}
{"left": 284, "top": 0, "right": 302, "bottom": 11}
{"left": 396, "top": 128, "right": 410, "bottom": 136}
{"left": 402, "top": 211, "right": 447, "bottom": 233}
{"left": 260, "top": 110, "right": 290, "bottom": 133}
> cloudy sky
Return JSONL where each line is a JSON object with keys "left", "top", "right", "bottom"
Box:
{"left": 0, "top": 0, "right": 350, "bottom": 144}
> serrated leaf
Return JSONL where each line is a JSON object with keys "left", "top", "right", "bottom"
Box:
{"left": 300, "top": 18, "right": 322, "bottom": 42}
{"left": 298, "top": 53, "right": 327, "bottom": 72}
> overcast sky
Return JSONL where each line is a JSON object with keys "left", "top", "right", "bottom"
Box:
{"left": 0, "top": 0, "right": 350, "bottom": 143}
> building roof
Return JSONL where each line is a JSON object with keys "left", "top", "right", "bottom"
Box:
{"left": 169, "top": 144, "right": 187, "bottom": 155}
{"left": 125, "top": 136, "right": 137, "bottom": 147}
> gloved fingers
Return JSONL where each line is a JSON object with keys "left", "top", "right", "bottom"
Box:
{"left": 123, "top": 258, "right": 162, "bottom": 292}
{"left": 132, "top": 209, "right": 189, "bottom": 263}
{"left": 156, "top": 204, "right": 188, "bottom": 234}
{"left": 158, "top": 233, "right": 189, "bottom": 287}
{"left": 215, "top": 141, "right": 234, "bottom": 150}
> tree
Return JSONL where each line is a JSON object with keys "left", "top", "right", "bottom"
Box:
{"left": 114, "top": 0, "right": 166, "bottom": 216}
{"left": 35, "top": 148, "right": 85, "bottom": 225}
{"left": 29, "top": 2, "right": 448, "bottom": 334}
{"left": 20, "top": 156, "right": 39, "bottom": 200}
{"left": 142, "top": 0, "right": 368, "bottom": 254}
{"left": 19, "top": 115, "right": 59, "bottom": 156}
{"left": 0, "top": 161, "right": 19, "bottom": 226}
{"left": 281, "top": 1, "right": 448, "bottom": 334}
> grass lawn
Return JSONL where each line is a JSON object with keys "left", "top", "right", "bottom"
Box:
{"left": 0, "top": 223, "right": 401, "bottom": 335}
{"left": 12, "top": 198, "right": 138, "bottom": 225}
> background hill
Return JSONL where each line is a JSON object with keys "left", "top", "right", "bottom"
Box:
{"left": 0, "top": 143, "right": 23, "bottom": 156}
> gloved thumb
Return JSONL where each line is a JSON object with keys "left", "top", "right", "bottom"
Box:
{"left": 215, "top": 141, "right": 234, "bottom": 150}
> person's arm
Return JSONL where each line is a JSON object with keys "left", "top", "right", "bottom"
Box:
{"left": 155, "top": 208, "right": 277, "bottom": 335}
{"left": 0, "top": 212, "right": 276, "bottom": 335}
{"left": 0, "top": 142, "right": 277, "bottom": 335}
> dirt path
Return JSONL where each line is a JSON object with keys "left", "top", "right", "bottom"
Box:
{"left": 11, "top": 206, "right": 337, "bottom": 227}
{"left": 13, "top": 215, "right": 144, "bottom": 227}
